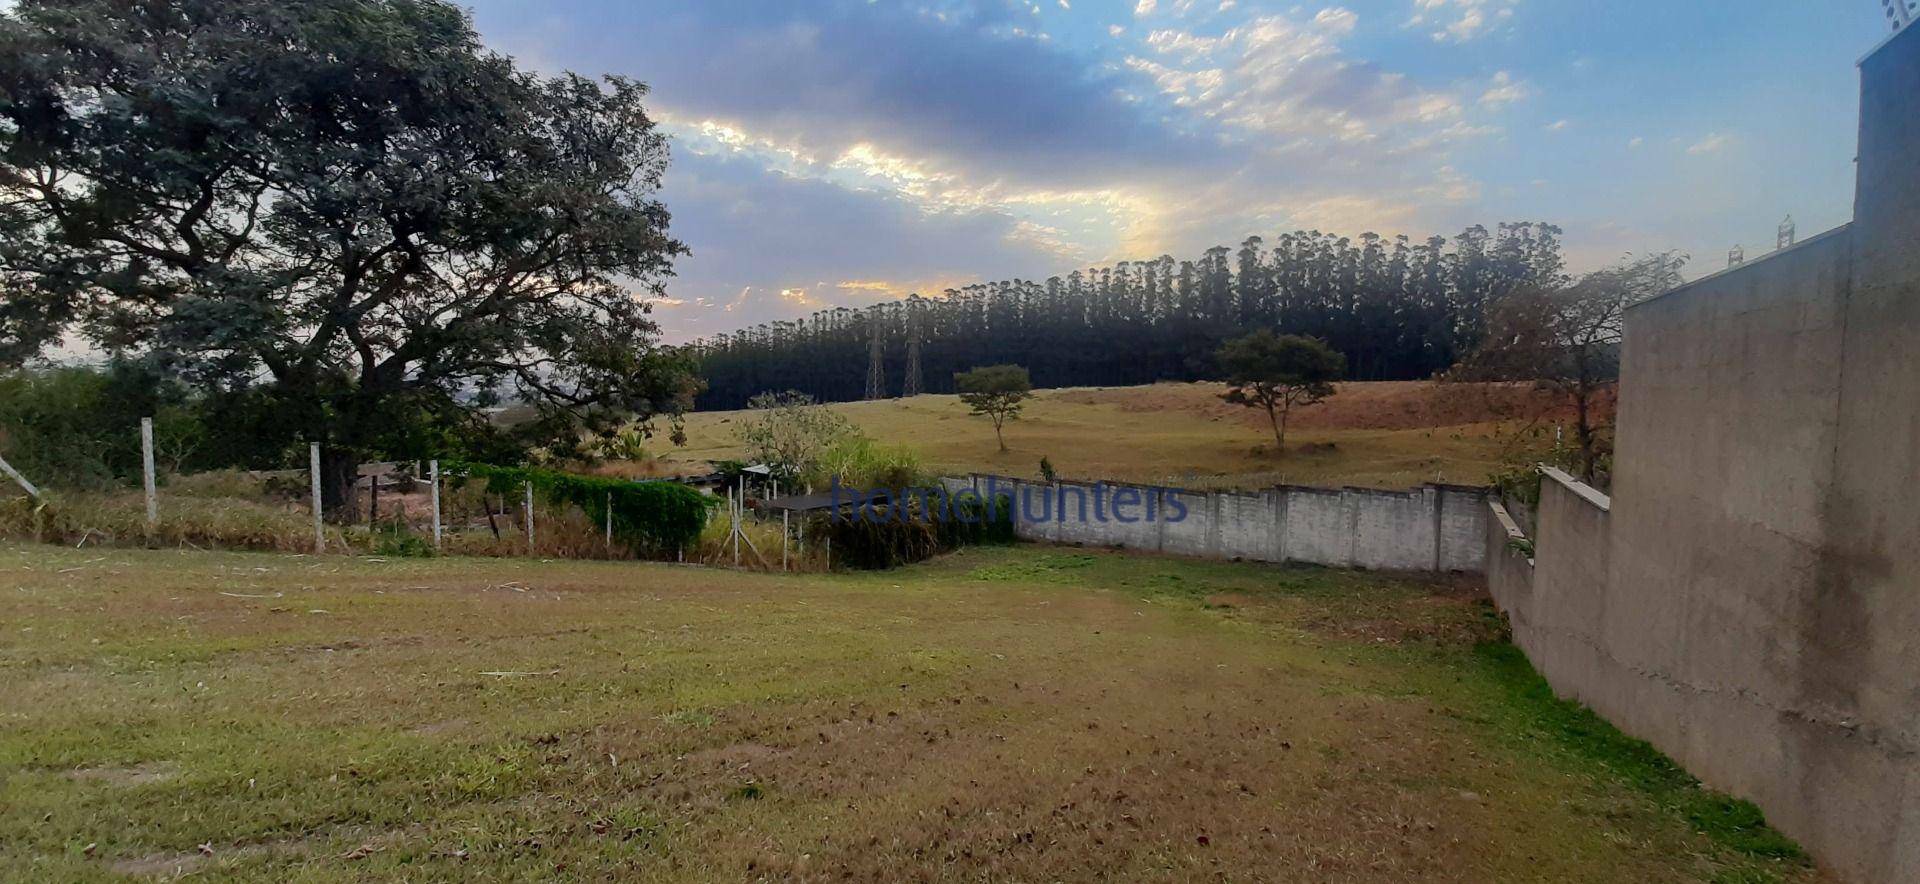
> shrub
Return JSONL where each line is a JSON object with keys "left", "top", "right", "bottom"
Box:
{"left": 449, "top": 462, "right": 713, "bottom": 556}
{"left": 810, "top": 437, "right": 924, "bottom": 490}
{"left": 0, "top": 363, "right": 200, "bottom": 489}
{"left": 814, "top": 491, "right": 1013, "bottom": 570}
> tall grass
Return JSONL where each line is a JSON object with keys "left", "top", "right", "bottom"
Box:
{"left": 690, "top": 510, "right": 829, "bottom": 572}
{"left": 809, "top": 437, "right": 925, "bottom": 489}
{"left": 0, "top": 491, "right": 342, "bottom": 552}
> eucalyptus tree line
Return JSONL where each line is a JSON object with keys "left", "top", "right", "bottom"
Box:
{"left": 691, "top": 223, "right": 1566, "bottom": 410}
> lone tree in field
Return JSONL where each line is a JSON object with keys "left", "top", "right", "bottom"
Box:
{"left": 1216, "top": 332, "right": 1346, "bottom": 453}
{"left": 1449, "top": 251, "right": 1685, "bottom": 484}
{"left": 955, "top": 365, "right": 1033, "bottom": 452}
{"left": 0, "top": 0, "right": 697, "bottom": 517}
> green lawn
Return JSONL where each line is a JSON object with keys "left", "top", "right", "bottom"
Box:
{"left": 0, "top": 543, "right": 1816, "bottom": 882}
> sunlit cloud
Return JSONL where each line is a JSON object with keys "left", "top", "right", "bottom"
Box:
{"left": 1686, "top": 133, "right": 1731, "bottom": 155}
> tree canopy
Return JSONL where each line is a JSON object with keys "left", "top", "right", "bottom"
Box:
{"left": 1216, "top": 331, "right": 1346, "bottom": 452}
{"left": 0, "top": 0, "right": 697, "bottom": 513}
{"left": 692, "top": 223, "right": 1565, "bottom": 409}
{"left": 955, "top": 364, "right": 1033, "bottom": 452}
{"left": 1449, "top": 251, "right": 1686, "bottom": 483}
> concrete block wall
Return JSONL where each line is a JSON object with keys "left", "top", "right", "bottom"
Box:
{"left": 1481, "top": 24, "right": 1920, "bottom": 883}
{"left": 947, "top": 474, "right": 1488, "bottom": 572}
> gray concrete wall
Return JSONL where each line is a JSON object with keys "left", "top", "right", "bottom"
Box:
{"left": 949, "top": 475, "right": 1487, "bottom": 572}
{"left": 1484, "top": 25, "right": 1920, "bottom": 883}
{"left": 1483, "top": 499, "right": 1534, "bottom": 623}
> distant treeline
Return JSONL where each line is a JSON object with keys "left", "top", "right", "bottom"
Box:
{"left": 689, "top": 223, "right": 1567, "bottom": 410}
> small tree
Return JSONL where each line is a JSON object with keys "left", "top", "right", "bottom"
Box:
{"left": 1216, "top": 332, "right": 1346, "bottom": 452}
{"left": 1450, "top": 251, "right": 1685, "bottom": 484}
{"left": 735, "top": 391, "right": 856, "bottom": 486}
{"left": 955, "top": 365, "right": 1033, "bottom": 452}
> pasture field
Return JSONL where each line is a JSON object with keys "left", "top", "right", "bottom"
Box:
{"left": 0, "top": 542, "right": 1810, "bottom": 882}
{"left": 666, "top": 381, "right": 1599, "bottom": 490}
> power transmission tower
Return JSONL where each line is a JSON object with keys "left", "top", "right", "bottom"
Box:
{"left": 902, "top": 298, "right": 924, "bottom": 398}
{"left": 1884, "top": 0, "right": 1915, "bottom": 32}
{"left": 1728, "top": 245, "right": 1745, "bottom": 268}
{"left": 864, "top": 305, "right": 887, "bottom": 400}
{"left": 1777, "top": 215, "right": 1796, "bottom": 250}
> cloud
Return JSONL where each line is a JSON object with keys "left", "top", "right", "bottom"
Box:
{"left": 1628, "top": 136, "right": 1645, "bottom": 148}
{"left": 1312, "top": 7, "right": 1358, "bottom": 35}
{"left": 1478, "top": 70, "right": 1530, "bottom": 108}
{"left": 1129, "top": 12, "right": 1466, "bottom": 145}
{"left": 1135, "top": 0, "right": 1157, "bottom": 16}
{"left": 466, "top": 0, "right": 1548, "bottom": 341}
{"left": 1544, "top": 119, "right": 1570, "bottom": 132}
{"left": 647, "top": 148, "right": 1071, "bottom": 341}
{"left": 1686, "top": 133, "right": 1730, "bottom": 155}
{"left": 1410, "top": 0, "right": 1519, "bottom": 44}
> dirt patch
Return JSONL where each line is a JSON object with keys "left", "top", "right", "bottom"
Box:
{"left": 110, "top": 850, "right": 208, "bottom": 877}
{"left": 68, "top": 761, "right": 177, "bottom": 787}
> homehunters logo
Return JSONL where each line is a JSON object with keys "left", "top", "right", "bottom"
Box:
{"left": 829, "top": 476, "right": 1192, "bottom": 525}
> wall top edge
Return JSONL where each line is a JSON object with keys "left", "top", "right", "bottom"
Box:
{"left": 958, "top": 474, "right": 1490, "bottom": 499}
{"left": 1539, "top": 466, "right": 1612, "bottom": 512}
{"left": 1626, "top": 223, "right": 1854, "bottom": 314}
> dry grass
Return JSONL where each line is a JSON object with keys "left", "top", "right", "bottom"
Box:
{"left": 0, "top": 542, "right": 1815, "bottom": 882}
{"left": 0, "top": 491, "right": 343, "bottom": 553}
{"left": 663, "top": 381, "right": 1596, "bottom": 490}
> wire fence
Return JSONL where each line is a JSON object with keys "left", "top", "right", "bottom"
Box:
{"left": 0, "top": 416, "right": 831, "bottom": 571}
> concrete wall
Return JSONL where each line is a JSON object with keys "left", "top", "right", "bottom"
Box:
{"left": 1484, "top": 25, "right": 1920, "bottom": 883}
{"left": 946, "top": 475, "right": 1487, "bottom": 572}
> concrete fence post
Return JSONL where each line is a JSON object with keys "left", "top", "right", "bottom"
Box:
{"left": 0, "top": 451, "right": 41, "bottom": 500}
{"left": 429, "top": 460, "right": 442, "bottom": 550}
{"left": 140, "top": 417, "right": 158, "bottom": 536}
{"left": 523, "top": 481, "right": 535, "bottom": 551}
{"left": 309, "top": 442, "right": 323, "bottom": 554}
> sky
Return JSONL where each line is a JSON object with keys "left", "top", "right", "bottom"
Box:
{"left": 462, "top": 0, "right": 1893, "bottom": 344}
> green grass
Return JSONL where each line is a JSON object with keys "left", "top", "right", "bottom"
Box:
{"left": 1470, "top": 643, "right": 1805, "bottom": 862}
{"left": 0, "top": 542, "right": 1815, "bottom": 882}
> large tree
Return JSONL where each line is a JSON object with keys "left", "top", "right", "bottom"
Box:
{"left": 0, "top": 0, "right": 697, "bottom": 515}
{"left": 1216, "top": 331, "right": 1346, "bottom": 452}
{"left": 1449, "top": 251, "right": 1686, "bottom": 483}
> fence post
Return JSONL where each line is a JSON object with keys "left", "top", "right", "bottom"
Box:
{"left": 523, "top": 481, "right": 535, "bottom": 552}
{"left": 605, "top": 491, "right": 613, "bottom": 553}
{"left": 0, "top": 451, "right": 41, "bottom": 500}
{"left": 782, "top": 510, "right": 790, "bottom": 571}
{"left": 140, "top": 417, "right": 158, "bottom": 537}
{"left": 309, "top": 442, "right": 324, "bottom": 554}
{"left": 429, "top": 460, "right": 442, "bottom": 550}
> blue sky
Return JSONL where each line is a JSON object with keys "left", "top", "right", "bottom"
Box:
{"left": 463, "top": 0, "right": 1891, "bottom": 343}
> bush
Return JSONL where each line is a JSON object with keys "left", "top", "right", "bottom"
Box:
{"left": 449, "top": 462, "right": 713, "bottom": 556}
{"left": 810, "top": 437, "right": 924, "bottom": 490}
{"left": 814, "top": 491, "right": 1013, "bottom": 570}
{"left": 0, "top": 363, "right": 200, "bottom": 489}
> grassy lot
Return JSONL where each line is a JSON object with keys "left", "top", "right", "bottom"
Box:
{"left": 0, "top": 542, "right": 1813, "bottom": 882}
{"left": 667, "top": 381, "right": 1588, "bottom": 490}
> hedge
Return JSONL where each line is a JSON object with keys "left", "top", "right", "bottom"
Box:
{"left": 448, "top": 462, "right": 714, "bottom": 555}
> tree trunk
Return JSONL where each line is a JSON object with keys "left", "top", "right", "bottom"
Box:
{"left": 993, "top": 418, "right": 1007, "bottom": 452}
{"left": 320, "top": 449, "right": 360, "bottom": 525}
{"left": 1271, "top": 402, "right": 1289, "bottom": 452}
{"left": 1574, "top": 386, "right": 1598, "bottom": 484}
